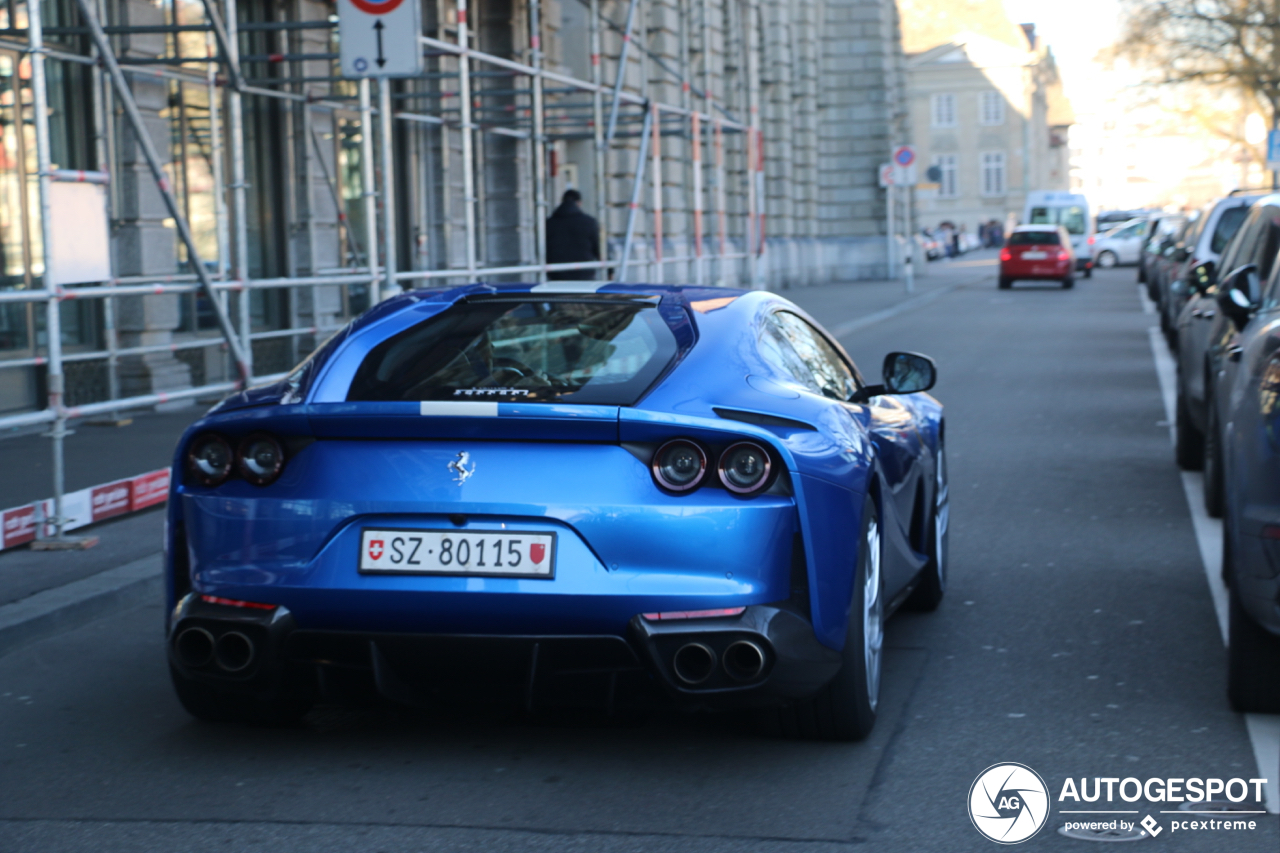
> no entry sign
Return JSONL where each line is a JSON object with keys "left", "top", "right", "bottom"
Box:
{"left": 338, "top": 0, "right": 423, "bottom": 78}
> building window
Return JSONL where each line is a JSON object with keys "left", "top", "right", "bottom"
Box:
{"left": 931, "top": 94, "right": 956, "bottom": 128}
{"left": 979, "top": 90, "right": 1005, "bottom": 126}
{"left": 981, "top": 152, "right": 1006, "bottom": 196}
{"left": 934, "top": 154, "right": 957, "bottom": 198}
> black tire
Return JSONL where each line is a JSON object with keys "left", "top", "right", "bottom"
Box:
{"left": 1227, "top": 584, "right": 1280, "bottom": 713}
{"left": 1203, "top": 401, "right": 1224, "bottom": 517}
{"left": 765, "top": 496, "right": 883, "bottom": 741}
{"left": 1083, "top": 266, "right": 1092, "bottom": 278}
{"left": 169, "top": 663, "right": 315, "bottom": 725}
{"left": 1097, "top": 251, "right": 1118, "bottom": 269}
{"left": 1174, "top": 391, "right": 1204, "bottom": 470}
{"left": 998, "top": 277, "right": 1012, "bottom": 289}
{"left": 1138, "top": 264, "right": 1147, "bottom": 284}
{"left": 1146, "top": 278, "right": 1159, "bottom": 304}
{"left": 905, "top": 441, "right": 948, "bottom": 612}
{"left": 1062, "top": 277, "right": 1075, "bottom": 289}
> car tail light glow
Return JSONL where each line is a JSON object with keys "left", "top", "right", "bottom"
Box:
{"left": 237, "top": 433, "right": 286, "bottom": 486}
{"left": 642, "top": 607, "right": 746, "bottom": 621}
{"left": 1057, "top": 250, "right": 1070, "bottom": 261}
{"left": 718, "top": 441, "right": 772, "bottom": 494}
{"left": 1000, "top": 249, "right": 1012, "bottom": 262}
{"left": 652, "top": 439, "right": 708, "bottom": 492}
{"left": 200, "top": 594, "right": 277, "bottom": 610}
{"left": 1087, "top": 235, "right": 1096, "bottom": 245}
{"left": 186, "top": 434, "right": 233, "bottom": 486}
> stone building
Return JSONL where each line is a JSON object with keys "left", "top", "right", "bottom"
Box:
{"left": 899, "top": 0, "right": 1071, "bottom": 237}
{"left": 0, "top": 0, "right": 911, "bottom": 415}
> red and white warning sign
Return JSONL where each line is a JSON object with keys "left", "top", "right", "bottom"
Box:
{"left": 0, "top": 467, "right": 171, "bottom": 551}
{"left": 337, "top": 0, "right": 423, "bottom": 78}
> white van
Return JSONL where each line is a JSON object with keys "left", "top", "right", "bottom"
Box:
{"left": 1024, "top": 191, "right": 1094, "bottom": 277}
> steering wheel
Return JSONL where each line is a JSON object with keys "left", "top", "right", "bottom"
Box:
{"left": 488, "top": 356, "right": 535, "bottom": 383}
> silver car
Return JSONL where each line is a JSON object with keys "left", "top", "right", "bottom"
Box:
{"left": 1092, "top": 218, "right": 1148, "bottom": 268}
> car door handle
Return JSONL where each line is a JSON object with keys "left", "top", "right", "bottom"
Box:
{"left": 1228, "top": 344, "right": 1244, "bottom": 362}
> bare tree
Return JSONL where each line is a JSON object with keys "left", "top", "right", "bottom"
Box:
{"left": 1117, "top": 1, "right": 1280, "bottom": 122}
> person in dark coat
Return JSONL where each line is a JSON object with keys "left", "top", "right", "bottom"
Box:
{"left": 545, "top": 189, "right": 601, "bottom": 280}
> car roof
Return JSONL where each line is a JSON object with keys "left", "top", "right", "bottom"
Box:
{"left": 1011, "top": 224, "right": 1064, "bottom": 231}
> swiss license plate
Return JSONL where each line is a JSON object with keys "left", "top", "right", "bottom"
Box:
{"left": 1020, "top": 250, "right": 1048, "bottom": 260}
{"left": 359, "top": 528, "right": 555, "bottom": 577}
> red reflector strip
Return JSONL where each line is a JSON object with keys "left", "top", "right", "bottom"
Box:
{"left": 200, "top": 594, "right": 276, "bottom": 610}
{"left": 1262, "top": 525, "right": 1280, "bottom": 540}
{"left": 642, "top": 606, "right": 747, "bottom": 621}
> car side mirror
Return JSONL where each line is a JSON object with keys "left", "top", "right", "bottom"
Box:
{"left": 1191, "top": 260, "right": 1216, "bottom": 292}
{"left": 849, "top": 352, "right": 937, "bottom": 403}
{"left": 1215, "top": 264, "right": 1258, "bottom": 331}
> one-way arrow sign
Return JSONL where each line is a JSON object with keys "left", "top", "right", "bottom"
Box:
{"left": 338, "top": 0, "right": 422, "bottom": 78}
{"left": 374, "top": 19, "right": 386, "bottom": 67}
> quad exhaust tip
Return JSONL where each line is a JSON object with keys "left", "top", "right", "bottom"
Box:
{"left": 672, "top": 642, "right": 717, "bottom": 684}
{"left": 723, "top": 640, "right": 765, "bottom": 681}
{"left": 175, "top": 627, "right": 214, "bottom": 668}
{"left": 214, "top": 631, "right": 256, "bottom": 673}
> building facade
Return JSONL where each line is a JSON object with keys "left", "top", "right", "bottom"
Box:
{"left": 0, "top": 0, "right": 910, "bottom": 417}
{"left": 901, "top": 8, "right": 1071, "bottom": 237}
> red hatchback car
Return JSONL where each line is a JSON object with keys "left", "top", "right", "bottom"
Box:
{"left": 999, "top": 225, "right": 1076, "bottom": 289}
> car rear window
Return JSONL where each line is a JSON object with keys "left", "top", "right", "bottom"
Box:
{"left": 347, "top": 296, "right": 679, "bottom": 405}
{"left": 1009, "top": 231, "right": 1060, "bottom": 245}
{"left": 1211, "top": 205, "right": 1248, "bottom": 254}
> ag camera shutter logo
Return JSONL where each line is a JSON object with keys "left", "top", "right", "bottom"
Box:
{"left": 968, "top": 763, "right": 1050, "bottom": 844}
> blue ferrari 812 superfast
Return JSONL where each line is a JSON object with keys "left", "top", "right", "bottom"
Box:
{"left": 165, "top": 283, "right": 947, "bottom": 740}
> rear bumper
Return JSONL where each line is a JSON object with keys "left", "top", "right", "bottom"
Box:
{"left": 1000, "top": 261, "right": 1073, "bottom": 280}
{"left": 167, "top": 594, "right": 843, "bottom": 710}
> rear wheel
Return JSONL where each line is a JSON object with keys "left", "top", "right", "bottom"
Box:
{"left": 766, "top": 497, "right": 882, "bottom": 741}
{"left": 169, "top": 663, "right": 315, "bottom": 725}
{"left": 998, "top": 277, "right": 1012, "bottom": 289}
{"left": 1097, "top": 250, "right": 1118, "bottom": 268}
{"left": 1174, "top": 391, "right": 1204, "bottom": 470}
{"left": 1062, "top": 276, "right": 1075, "bottom": 289}
{"left": 1203, "top": 401, "right": 1224, "bottom": 517}
{"left": 905, "top": 441, "right": 948, "bottom": 612}
{"left": 1227, "top": 584, "right": 1280, "bottom": 713}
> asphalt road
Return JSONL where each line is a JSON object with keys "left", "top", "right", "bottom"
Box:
{"left": 1, "top": 260, "right": 1277, "bottom": 852}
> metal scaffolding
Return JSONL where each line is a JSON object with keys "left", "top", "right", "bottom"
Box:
{"left": 0, "top": 0, "right": 764, "bottom": 542}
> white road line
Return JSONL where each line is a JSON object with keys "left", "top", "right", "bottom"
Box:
{"left": 829, "top": 284, "right": 960, "bottom": 338}
{"left": 1140, "top": 286, "right": 1280, "bottom": 814}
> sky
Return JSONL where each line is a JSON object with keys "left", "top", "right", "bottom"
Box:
{"left": 1001, "top": 0, "right": 1125, "bottom": 107}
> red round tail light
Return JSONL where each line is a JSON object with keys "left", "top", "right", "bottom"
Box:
{"left": 236, "top": 433, "right": 286, "bottom": 486}
{"left": 186, "top": 434, "right": 233, "bottom": 486}
{"left": 717, "top": 442, "right": 772, "bottom": 494}
{"left": 652, "top": 439, "right": 708, "bottom": 492}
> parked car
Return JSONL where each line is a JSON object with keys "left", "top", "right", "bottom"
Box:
{"left": 164, "top": 283, "right": 948, "bottom": 740}
{"left": 1158, "top": 193, "right": 1262, "bottom": 344}
{"left": 999, "top": 225, "right": 1076, "bottom": 289}
{"left": 917, "top": 229, "right": 942, "bottom": 261}
{"left": 1139, "top": 214, "right": 1184, "bottom": 294}
{"left": 1097, "top": 208, "right": 1155, "bottom": 230}
{"left": 1205, "top": 242, "right": 1280, "bottom": 712}
{"left": 1093, "top": 218, "right": 1149, "bottom": 268}
{"left": 1175, "top": 194, "right": 1280, "bottom": 515}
